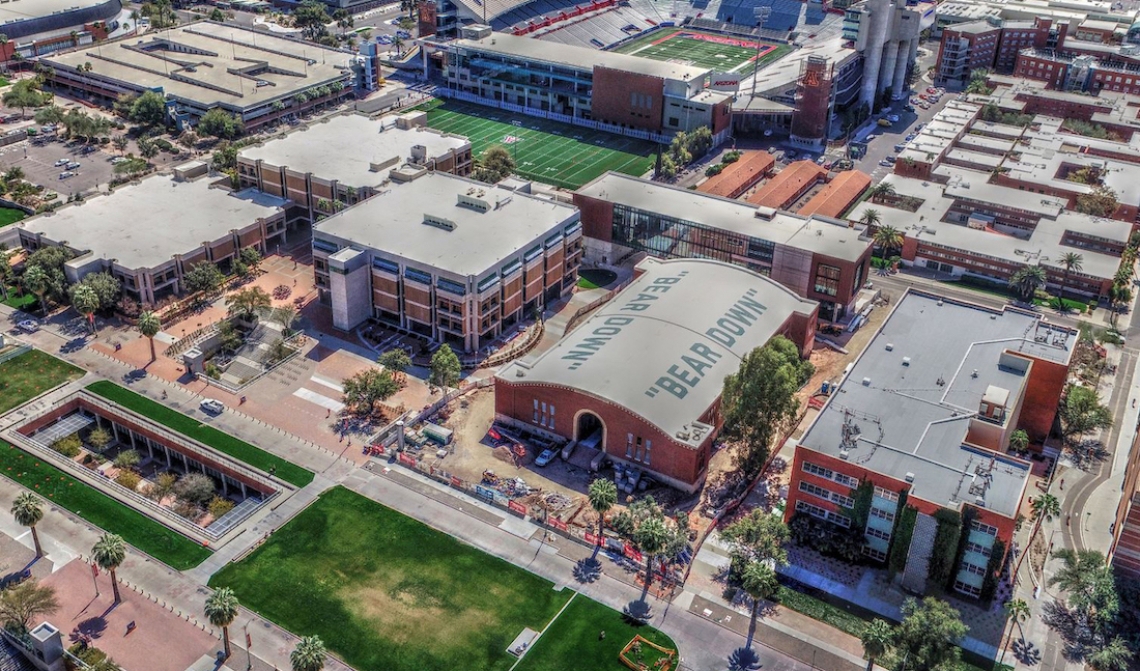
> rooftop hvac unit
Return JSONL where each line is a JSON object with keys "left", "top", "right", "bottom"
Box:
{"left": 902, "top": 357, "right": 911, "bottom": 366}
{"left": 905, "top": 472, "right": 915, "bottom": 482}
{"left": 885, "top": 343, "right": 894, "bottom": 351}
{"left": 862, "top": 377, "right": 871, "bottom": 386}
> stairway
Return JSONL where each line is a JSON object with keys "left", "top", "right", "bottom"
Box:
{"left": 900, "top": 512, "right": 938, "bottom": 594}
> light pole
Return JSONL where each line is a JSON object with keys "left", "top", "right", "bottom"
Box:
{"left": 242, "top": 622, "right": 252, "bottom": 671}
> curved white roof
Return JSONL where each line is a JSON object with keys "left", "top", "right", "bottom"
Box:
{"left": 497, "top": 257, "right": 817, "bottom": 447}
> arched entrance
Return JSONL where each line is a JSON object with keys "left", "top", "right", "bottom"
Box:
{"left": 575, "top": 411, "right": 605, "bottom": 451}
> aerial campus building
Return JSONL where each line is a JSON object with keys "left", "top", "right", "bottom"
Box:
{"left": 495, "top": 256, "right": 818, "bottom": 493}
{"left": 8, "top": 171, "right": 290, "bottom": 306}
{"left": 421, "top": 27, "right": 734, "bottom": 142}
{"left": 237, "top": 112, "right": 473, "bottom": 218}
{"left": 310, "top": 171, "right": 582, "bottom": 351}
{"left": 787, "top": 290, "right": 1074, "bottom": 599}
{"left": 574, "top": 172, "right": 873, "bottom": 322}
{"left": 41, "top": 22, "right": 358, "bottom": 131}
{"left": 842, "top": 0, "right": 924, "bottom": 107}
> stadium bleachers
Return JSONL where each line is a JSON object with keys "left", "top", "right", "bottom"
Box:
{"left": 715, "top": 0, "right": 802, "bottom": 32}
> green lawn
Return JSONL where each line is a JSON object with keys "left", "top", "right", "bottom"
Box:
{"left": 613, "top": 29, "right": 791, "bottom": 77}
{"left": 210, "top": 486, "right": 573, "bottom": 671}
{"left": 0, "top": 441, "right": 212, "bottom": 569}
{"left": 516, "top": 595, "right": 676, "bottom": 671}
{"left": 2, "top": 289, "right": 37, "bottom": 310}
{"left": 577, "top": 268, "right": 618, "bottom": 290}
{"left": 85, "top": 381, "right": 313, "bottom": 487}
{"left": 423, "top": 100, "right": 657, "bottom": 189}
{"left": 0, "top": 206, "right": 26, "bottom": 228}
{"left": 0, "top": 349, "right": 84, "bottom": 415}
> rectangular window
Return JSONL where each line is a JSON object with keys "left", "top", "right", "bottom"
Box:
{"left": 644, "top": 440, "right": 650, "bottom": 465}
{"left": 549, "top": 405, "right": 554, "bottom": 427}
{"left": 866, "top": 527, "right": 892, "bottom": 541}
{"left": 798, "top": 481, "right": 855, "bottom": 508}
{"left": 966, "top": 541, "right": 992, "bottom": 557}
{"left": 971, "top": 520, "right": 998, "bottom": 536}
{"left": 626, "top": 433, "right": 633, "bottom": 458}
{"left": 954, "top": 580, "right": 982, "bottom": 598}
{"left": 795, "top": 500, "right": 852, "bottom": 528}
{"left": 814, "top": 263, "right": 842, "bottom": 297}
{"left": 870, "top": 507, "right": 896, "bottom": 523}
{"left": 862, "top": 547, "right": 888, "bottom": 562}
{"left": 533, "top": 399, "right": 540, "bottom": 423}
{"left": 873, "top": 486, "right": 899, "bottom": 502}
{"left": 803, "top": 461, "right": 859, "bottom": 487}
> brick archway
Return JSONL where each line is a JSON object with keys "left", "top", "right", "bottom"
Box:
{"left": 574, "top": 409, "right": 606, "bottom": 450}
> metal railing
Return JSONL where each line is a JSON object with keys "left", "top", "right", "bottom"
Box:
{"left": 0, "top": 343, "right": 32, "bottom": 365}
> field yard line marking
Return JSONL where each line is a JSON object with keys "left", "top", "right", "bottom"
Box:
{"left": 507, "top": 591, "right": 578, "bottom": 671}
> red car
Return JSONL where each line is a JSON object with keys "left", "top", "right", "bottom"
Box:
{"left": 926, "top": 86, "right": 937, "bottom": 94}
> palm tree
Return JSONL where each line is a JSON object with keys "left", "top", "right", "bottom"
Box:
{"left": 22, "top": 265, "right": 50, "bottom": 316}
{"left": 860, "top": 208, "right": 881, "bottom": 229}
{"left": 91, "top": 533, "right": 126, "bottom": 604}
{"left": 137, "top": 311, "right": 161, "bottom": 363}
{"left": 1009, "top": 264, "right": 1047, "bottom": 303}
{"left": 11, "top": 492, "right": 44, "bottom": 557}
{"left": 868, "top": 182, "right": 896, "bottom": 204}
{"left": 1109, "top": 282, "right": 1132, "bottom": 326}
{"left": 72, "top": 284, "right": 99, "bottom": 334}
{"left": 634, "top": 517, "right": 668, "bottom": 591}
{"left": 1089, "top": 637, "right": 1133, "bottom": 671}
{"left": 1048, "top": 548, "right": 1116, "bottom": 619}
{"left": 1031, "top": 493, "right": 1060, "bottom": 540}
{"left": 871, "top": 224, "right": 903, "bottom": 257}
{"left": 204, "top": 587, "right": 239, "bottom": 660}
{"left": 860, "top": 619, "right": 893, "bottom": 671}
{"left": 290, "top": 635, "right": 326, "bottom": 671}
{"left": 1004, "top": 598, "right": 1031, "bottom": 648}
{"left": 1057, "top": 252, "right": 1084, "bottom": 310}
{"left": 740, "top": 561, "right": 779, "bottom": 642}
{"left": 587, "top": 478, "right": 617, "bottom": 539}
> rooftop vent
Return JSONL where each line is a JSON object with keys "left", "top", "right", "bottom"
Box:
{"left": 862, "top": 377, "right": 871, "bottom": 386}
{"left": 975, "top": 497, "right": 986, "bottom": 507}
{"left": 885, "top": 343, "right": 894, "bottom": 351}
{"left": 902, "top": 356, "right": 911, "bottom": 366}
{"left": 971, "top": 369, "right": 979, "bottom": 378}
{"left": 905, "top": 472, "right": 915, "bottom": 483}
{"left": 937, "top": 299, "right": 944, "bottom": 306}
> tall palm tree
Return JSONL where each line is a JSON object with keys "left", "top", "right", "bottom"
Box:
{"left": 11, "top": 492, "right": 44, "bottom": 557}
{"left": 740, "top": 560, "right": 779, "bottom": 643}
{"left": 138, "top": 311, "right": 161, "bottom": 363}
{"left": 587, "top": 478, "right": 617, "bottom": 539}
{"left": 1009, "top": 264, "right": 1047, "bottom": 303}
{"left": 1058, "top": 252, "right": 1084, "bottom": 310}
{"left": 1004, "top": 598, "right": 1031, "bottom": 648}
{"left": 1048, "top": 548, "right": 1116, "bottom": 619}
{"left": 22, "top": 265, "right": 50, "bottom": 316}
{"left": 290, "top": 635, "right": 326, "bottom": 671}
{"left": 871, "top": 224, "right": 904, "bottom": 257}
{"left": 634, "top": 517, "right": 668, "bottom": 591}
{"left": 1109, "top": 283, "right": 1133, "bottom": 327}
{"left": 72, "top": 284, "right": 99, "bottom": 334}
{"left": 860, "top": 619, "right": 893, "bottom": 671}
{"left": 860, "top": 208, "right": 881, "bottom": 229}
{"left": 91, "top": 533, "right": 126, "bottom": 604}
{"left": 1089, "top": 637, "right": 1133, "bottom": 671}
{"left": 204, "top": 587, "right": 239, "bottom": 660}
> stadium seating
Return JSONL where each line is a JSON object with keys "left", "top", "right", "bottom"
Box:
{"left": 715, "top": 0, "right": 801, "bottom": 32}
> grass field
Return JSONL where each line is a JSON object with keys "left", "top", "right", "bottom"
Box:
{"left": 0, "top": 349, "right": 84, "bottom": 415}
{"left": 422, "top": 100, "right": 657, "bottom": 190}
{"left": 515, "top": 595, "right": 676, "bottom": 671}
{"left": 0, "top": 441, "right": 213, "bottom": 569}
{"left": 86, "top": 381, "right": 314, "bottom": 487}
{"left": 577, "top": 268, "right": 618, "bottom": 290}
{"left": 0, "top": 206, "right": 26, "bottom": 228}
{"left": 210, "top": 486, "right": 573, "bottom": 671}
{"left": 614, "top": 29, "right": 791, "bottom": 77}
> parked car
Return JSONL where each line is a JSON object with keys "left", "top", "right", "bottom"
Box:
{"left": 17, "top": 319, "right": 39, "bottom": 333}
{"left": 886, "top": 155, "right": 897, "bottom": 162}
{"left": 878, "top": 159, "right": 893, "bottom": 167}
{"left": 886, "top": 114, "right": 900, "bottom": 123}
{"left": 66, "top": 162, "right": 80, "bottom": 170}
{"left": 927, "top": 86, "right": 937, "bottom": 94}
{"left": 894, "top": 144, "right": 905, "bottom": 152}
{"left": 877, "top": 118, "right": 892, "bottom": 127}
{"left": 58, "top": 171, "right": 74, "bottom": 179}
{"left": 535, "top": 449, "right": 557, "bottom": 467}
{"left": 200, "top": 399, "right": 225, "bottom": 414}
{"left": 53, "top": 158, "right": 68, "bottom": 167}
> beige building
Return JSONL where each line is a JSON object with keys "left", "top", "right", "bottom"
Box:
{"left": 237, "top": 113, "right": 473, "bottom": 219}
{"left": 15, "top": 174, "right": 290, "bottom": 305}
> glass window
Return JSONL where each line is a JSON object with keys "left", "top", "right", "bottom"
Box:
{"left": 814, "top": 263, "right": 841, "bottom": 297}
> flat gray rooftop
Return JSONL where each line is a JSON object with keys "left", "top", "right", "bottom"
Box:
{"left": 498, "top": 257, "right": 817, "bottom": 447}
{"left": 239, "top": 114, "right": 470, "bottom": 188}
{"left": 452, "top": 33, "right": 711, "bottom": 83}
{"left": 312, "top": 172, "right": 578, "bottom": 277}
{"left": 578, "top": 172, "right": 871, "bottom": 262}
{"left": 20, "top": 176, "right": 286, "bottom": 270}
{"left": 0, "top": 0, "right": 111, "bottom": 30}
{"left": 799, "top": 291, "right": 1074, "bottom": 517}
{"left": 45, "top": 21, "right": 351, "bottom": 110}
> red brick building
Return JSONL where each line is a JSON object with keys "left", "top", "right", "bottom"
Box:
{"left": 495, "top": 257, "right": 818, "bottom": 492}
{"left": 747, "top": 161, "right": 829, "bottom": 210}
{"left": 788, "top": 290, "right": 1074, "bottom": 599}
{"left": 935, "top": 17, "right": 1065, "bottom": 85}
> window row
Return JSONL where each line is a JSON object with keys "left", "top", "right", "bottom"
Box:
{"left": 795, "top": 500, "right": 852, "bottom": 528}
{"left": 802, "top": 461, "right": 859, "bottom": 487}
{"left": 532, "top": 400, "right": 555, "bottom": 428}
{"left": 625, "top": 433, "right": 652, "bottom": 465}
{"left": 798, "top": 481, "right": 854, "bottom": 508}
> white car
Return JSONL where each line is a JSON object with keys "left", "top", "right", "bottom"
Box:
{"left": 17, "top": 319, "right": 39, "bottom": 333}
{"left": 535, "top": 448, "right": 557, "bottom": 467}
{"left": 200, "top": 399, "right": 225, "bottom": 414}
{"left": 53, "top": 158, "right": 68, "bottom": 167}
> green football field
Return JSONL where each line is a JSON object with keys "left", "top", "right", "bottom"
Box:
{"left": 423, "top": 100, "right": 657, "bottom": 190}
{"left": 614, "top": 29, "right": 791, "bottom": 77}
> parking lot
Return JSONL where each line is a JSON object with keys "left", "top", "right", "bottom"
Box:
{"left": 0, "top": 136, "right": 118, "bottom": 196}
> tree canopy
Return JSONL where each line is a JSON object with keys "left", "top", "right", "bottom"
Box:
{"left": 183, "top": 262, "right": 224, "bottom": 295}
{"left": 197, "top": 108, "right": 244, "bottom": 140}
{"left": 1059, "top": 384, "right": 1113, "bottom": 447}
{"left": 342, "top": 368, "right": 400, "bottom": 416}
{"left": 893, "top": 597, "right": 969, "bottom": 671}
{"left": 474, "top": 145, "right": 515, "bottom": 183}
{"left": 429, "top": 344, "right": 462, "bottom": 389}
{"left": 0, "top": 580, "right": 59, "bottom": 633}
{"left": 293, "top": 0, "right": 331, "bottom": 41}
{"left": 129, "top": 90, "right": 168, "bottom": 128}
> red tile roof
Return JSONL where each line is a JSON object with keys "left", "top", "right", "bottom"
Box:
{"left": 796, "top": 170, "right": 872, "bottom": 219}
{"left": 697, "top": 151, "right": 776, "bottom": 199}
{"left": 747, "top": 161, "right": 828, "bottom": 209}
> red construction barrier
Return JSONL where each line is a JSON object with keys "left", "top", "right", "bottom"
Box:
{"left": 584, "top": 532, "right": 603, "bottom": 545}
{"left": 508, "top": 500, "right": 527, "bottom": 515}
{"left": 450, "top": 476, "right": 462, "bottom": 488}
{"left": 623, "top": 543, "right": 643, "bottom": 562}
{"left": 550, "top": 518, "right": 568, "bottom": 532}
{"left": 397, "top": 453, "right": 417, "bottom": 467}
